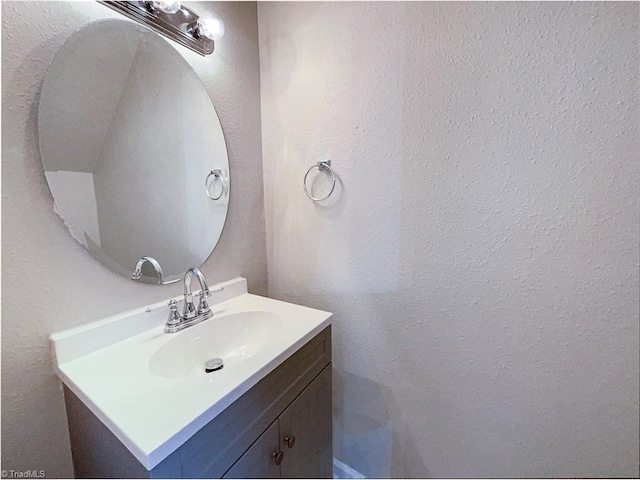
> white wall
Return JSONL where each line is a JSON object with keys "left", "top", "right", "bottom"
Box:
{"left": 259, "top": 2, "right": 639, "bottom": 478}
{"left": 1, "top": 1, "right": 265, "bottom": 477}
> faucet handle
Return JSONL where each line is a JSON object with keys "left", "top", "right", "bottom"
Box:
{"left": 167, "top": 299, "right": 181, "bottom": 326}
{"left": 197, "top": 291, "right": 211, "bottom": 315}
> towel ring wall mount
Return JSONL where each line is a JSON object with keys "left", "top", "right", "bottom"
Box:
{"left": 303, "top": 160, "right": 336, "bottom": 201}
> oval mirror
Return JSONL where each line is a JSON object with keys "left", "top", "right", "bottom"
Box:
{"left": 38, "top": 20, "right": 229, "bottom": 284}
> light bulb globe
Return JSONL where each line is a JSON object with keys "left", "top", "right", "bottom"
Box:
{"left": 198, "top": 17, "right": 225, "bottom": 41}
{"left": 151, "top": 0, "right": 181, "bottom": 14}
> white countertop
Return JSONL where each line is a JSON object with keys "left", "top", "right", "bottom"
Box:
{"left": 50, "top": 278, "right": 332, "bottom": 470}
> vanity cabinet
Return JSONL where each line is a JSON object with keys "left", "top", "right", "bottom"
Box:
{"left": 64, "top": 327, "right": 332, "bottom": 479}
{"left": 223, "top": 365, "right": 332, "bottom": 479}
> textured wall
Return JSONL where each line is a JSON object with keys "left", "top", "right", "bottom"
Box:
{"left": 259, "top": 2, "right": 639, "bottom": 477}
{"left": 1, "top": 1, "right": 265, "bottom": 477}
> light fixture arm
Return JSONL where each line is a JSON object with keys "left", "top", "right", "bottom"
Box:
{"left": 98, "top": 1, "right": 215, "bottom": 56}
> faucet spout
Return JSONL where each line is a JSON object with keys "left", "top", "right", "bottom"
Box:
{"left": 184, "top": 267, "right": 210, "bottom": 297}
{"left": 182, "top": 267, "right": 210, "bottom": 319}
{"left": 131, "top": 256, "right": 163, "bottom": 284}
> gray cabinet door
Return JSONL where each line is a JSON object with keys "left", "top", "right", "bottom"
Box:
{"left": 223, "top": 421, "right": 281, "bottom": 479}
{"left": 279, "top": 366, "right": 333, "bottom": 479}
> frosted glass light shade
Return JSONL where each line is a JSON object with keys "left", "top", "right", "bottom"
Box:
{"left": 151, "top": 1, "right": 181, "bottom": 14}
{"left": 198, "top": 17, "right": 225, "bottom": 40}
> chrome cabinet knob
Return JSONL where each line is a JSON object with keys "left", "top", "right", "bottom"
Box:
{"left": 283, "top": 435, "right": 296, "bottom": 449}
{"left": 272, "top": 450, "right": 284, "bottom": 465}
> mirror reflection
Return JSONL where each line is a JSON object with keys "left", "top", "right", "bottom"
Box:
{"left": 38, "top": 20, "right": 229, "bottom": 284}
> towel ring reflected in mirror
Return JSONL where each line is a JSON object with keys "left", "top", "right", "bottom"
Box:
{"left": 303, "top": 160, "right": 336, "bottom": 201}
{"left": 206, "top": 169, "right": 229, "bottom": 201}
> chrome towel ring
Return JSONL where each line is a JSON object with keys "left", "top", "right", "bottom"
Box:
{"left": 303, "top": 160, "right": 336, "bottom": 201}
{"left": 205, "top": 169, "right": 229, "bottom": 201}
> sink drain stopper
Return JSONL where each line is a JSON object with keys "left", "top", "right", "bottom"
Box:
{"left": 205, "top": 358, "right": 224, "bottom": 373}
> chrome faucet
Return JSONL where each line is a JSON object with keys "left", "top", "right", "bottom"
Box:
{"left": 164, "top": 267, "right": 223, "bottom": 333}
{"left": 183, "top": 267, "right": 211, "bottom": 319}
{"left": 131, "top": 256, "right": 163, "bottom": 285}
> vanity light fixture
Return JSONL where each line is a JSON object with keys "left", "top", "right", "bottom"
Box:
{"left": 98, "top": 1, "right": 223, "bottom": 56}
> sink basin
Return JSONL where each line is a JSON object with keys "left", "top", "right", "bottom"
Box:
{"left": 149, "top": 311, "right": 283, "bottom": 379}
